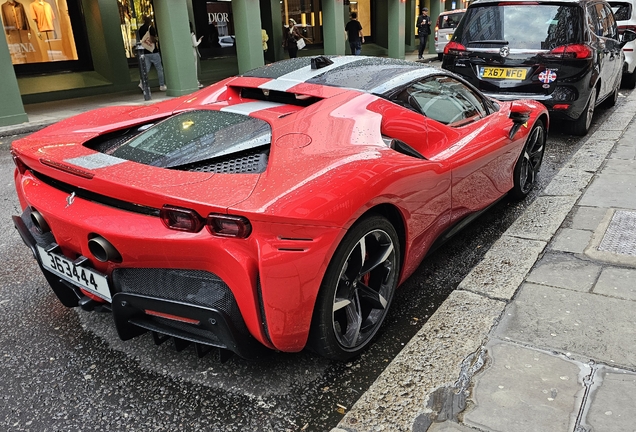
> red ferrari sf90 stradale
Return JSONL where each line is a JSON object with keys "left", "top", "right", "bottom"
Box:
{"left": 11, "top": 56, "right": 548, "bottom": 361}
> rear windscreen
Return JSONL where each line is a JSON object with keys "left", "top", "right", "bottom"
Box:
{"left": 109, "top": 110, "right": 271, "bottom": 167}
{"left": 439, "top": 12, "right": 465, "bottom": 29}
{"left": 609, "top": 2, "right": 632, "bottom": 21}
{"left": 457, "top": 4, "right": 583, "bottom": 49}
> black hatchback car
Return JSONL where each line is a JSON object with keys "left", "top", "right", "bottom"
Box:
{"left": 442, "top": 0, "right": 636, "bottom": 135}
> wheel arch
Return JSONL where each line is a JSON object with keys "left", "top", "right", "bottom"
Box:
{"left": 355, "top": 203, "right": 407, "bottom": 274}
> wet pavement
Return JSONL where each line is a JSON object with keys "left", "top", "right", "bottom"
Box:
{"left": 335, "top": 88, "right": 636, "bottom": 431}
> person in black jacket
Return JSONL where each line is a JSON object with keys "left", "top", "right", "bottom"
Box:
{"left": 345, "top": 12, "right": 364, "bottom": 55}
{"left": 416, "top": 8, "right": 431, "bottom": 60}
{"left": 138, "top": 15, "right": 166, "bottom": 91}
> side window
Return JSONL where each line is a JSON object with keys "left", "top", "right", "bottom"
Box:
{"left": 603, "top": 4, "right": 618, "bottom": 38}
{"left": 393, "top": 76, "right": 488, "bottom": 127}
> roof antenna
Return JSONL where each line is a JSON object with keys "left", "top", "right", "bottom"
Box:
{"left": 311, "top": 56, "right": 334, "bottom": 69}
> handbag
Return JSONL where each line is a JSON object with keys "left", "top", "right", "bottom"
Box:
{"left": 140, "top": 29, "right": 155, "bottom": 52}
{"left": 296, "top": 38, "right": 306, "bottom": 50}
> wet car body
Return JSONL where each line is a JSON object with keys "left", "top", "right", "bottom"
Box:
{"left": 11, "top": 56, "right": 548, "bottom": 361}
{"left": 442, "top": 0, "right": 625, "bottom": 135}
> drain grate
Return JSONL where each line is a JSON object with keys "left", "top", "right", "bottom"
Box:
{"left": 598, "top": 210, "right": 636, "bottom": 257}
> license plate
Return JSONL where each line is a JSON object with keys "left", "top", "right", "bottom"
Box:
{"left": 37, "top": 245, "right": 111, "bottom": 301}
{"left": 480, "top": 67, "right": 527, "bottom": 80}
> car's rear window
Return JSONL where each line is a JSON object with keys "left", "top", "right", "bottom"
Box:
{"left": 609, "top": 2, "right": 632, "bottom": 21}
{"left": 438, "top": 12, "right": 465, "bottom": 29}
{"left": 110, "top": 110, "right": 271, "bottom": 167}
{"left": 457, "top": 4, "right": 583, "bottom": 49}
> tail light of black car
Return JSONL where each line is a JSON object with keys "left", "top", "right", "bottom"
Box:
{"left": 541, "top": 44, "right": 593, "bottom": 60}
{"left": 444, "top": 41, "right": 467, "bottom": 56}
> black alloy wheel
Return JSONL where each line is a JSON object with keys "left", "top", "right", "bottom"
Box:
{"left": 571, "top": 89, "right": 597, "bottom": 136}
{"left": 511, "top": 119, "right": 546, "bottom": 200}
{"left": 308, "top": 215, "right": 400, "bottom": 361}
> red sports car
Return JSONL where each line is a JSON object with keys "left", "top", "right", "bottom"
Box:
{"left": 11, "top": 56, "right": 547, "bottom": 361}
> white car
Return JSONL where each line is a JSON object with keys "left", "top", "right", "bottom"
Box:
{"left": 610, "top": 0, "right": 636, "bottom": 88}
{"left": 218, "top": 35, "right": 235, "bottom": 48}
{"left": 434, "top": 9, "right": 465, "bottom": 61}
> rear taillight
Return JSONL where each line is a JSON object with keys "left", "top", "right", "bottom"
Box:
{"left": 10, "top": 150, "right": 28, "bottom": 174}
{"left": 206, "top": 214, "right": 252, "bottom": 238}
{"left": 435, "top": 26, "right": 439, "bottom": 41}
{"left": 160, "top": 205, "right": 204, "bottom": 232}
{"left": 618, "top": 25, "right": 636, "bottom": 34}
{"left": 444, "top": 41, "right": 466, "bottom": 55}
{"left": 546, "top": 44, "right": 592, "bottom": 59}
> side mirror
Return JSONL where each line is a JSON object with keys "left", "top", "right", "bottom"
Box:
{"left": 508, "top": 103, "right": 531, "bottom": 139}
{"left": 620, "top": 29, "right": 636, "bottom": 48}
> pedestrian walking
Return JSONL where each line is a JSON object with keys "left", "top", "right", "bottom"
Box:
{"left": 417, "top": 7, "right": 431, "bottom": 60}
{"left": 190, "top": 22, "right": 204, "bottom": 88}
{"left": 345, "top": 12, "right": 364, "bottom": 55}
{"left": 138, "top": 15, "right": 167, "bottom": 91}
{"left": 283, "top": 19, "right": 302, "bottom": 58}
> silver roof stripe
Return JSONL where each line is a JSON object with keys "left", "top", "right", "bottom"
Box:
{"left": 220, "top": 101, "right": 285, "bottom": 115}
{"left": 368, "top": 69, "right": 436, "bottom": 95}
{"left": 65, "top": 153, "right": 126, "bottom": 170}
{"left": 258, "top": 56, "right": 365, "bottom": 92}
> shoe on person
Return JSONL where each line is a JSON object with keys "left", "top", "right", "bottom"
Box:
{"left": 198, "top": 82, "right": 204, "bottom": 89}
{"left": 159, "top": 85, "right": 167, "bottom": 91}
{"left": 138, "top": 82, "right": 143, "bottom": 91}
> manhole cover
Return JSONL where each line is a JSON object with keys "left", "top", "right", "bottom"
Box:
{"left": 598, "top": 210, "right": 636, "bottom": 257}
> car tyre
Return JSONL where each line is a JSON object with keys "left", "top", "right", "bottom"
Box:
{"left": 510, "top": 119, "right": 546, "bottom": 200}
{"left": 570, "top": 89, "right": 596, "bottom": 136}
{"left": 438, "top": 53, "right": 443, "bottom": 61}
{"left": 602, "top": 81, "right": 619, "bottom": 108}
{"left": 308, "top": 215, "right": 400, "bottom": 361}
{"left": 622, "top": 70, "right": 636, "bottom": 89}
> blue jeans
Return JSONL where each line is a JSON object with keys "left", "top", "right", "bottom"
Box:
{"left": 349, "top": 40, "right": 362, "bottom": 56}
{"left": 418, "top": 35, "right": 429, "bottom": 58}
{"left": 144, "top": 52, "right": 165, "bottom": 86}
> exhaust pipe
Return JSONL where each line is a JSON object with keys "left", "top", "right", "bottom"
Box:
{"left": 30, "top": 209, "right": 51, "bottom": 234}
{"left": 88, "top": 236, "right": 122, "bottom": 263}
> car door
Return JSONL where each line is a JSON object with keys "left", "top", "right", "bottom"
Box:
{"left": 588, "top": 2, "right": 620, "bottom": 97}
{"left": 387, "top": 75, "right": 519, "bottom": 225}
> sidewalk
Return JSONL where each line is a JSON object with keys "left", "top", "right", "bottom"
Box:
{"left": 334, "top": 91, "right": 636, "bottom": 431}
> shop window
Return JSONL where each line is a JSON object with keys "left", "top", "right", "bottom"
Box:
{"left": 2, "top": 0, "right": 78, "bottom": 64}
{"left": 118, "top": 0, "right": 154, "bottom": 60}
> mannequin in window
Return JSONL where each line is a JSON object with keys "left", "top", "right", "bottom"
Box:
{"left": 29, "top": 0, "right": 55, "bottom": 36}
{"left": 2, "top": 0, "right": 33, "bottom": 39}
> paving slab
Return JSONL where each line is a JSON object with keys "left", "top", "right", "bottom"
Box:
{"left": 426, "top": 421, "right": 481, "bottom": 432}
{"left": 593, "top": 267, "right": 636, "bottom": 301}
{"left": 586, "top": 209, "right": 636, "bottom": 267}
{"left": 463, "top": 340, "right": 584, "bottom": 432}
{"left": 579, "top": 174, "right": 636, "bottom": 209}
{"left": 457, "top": 236, "right": 546, "bottom": 301}
{"left": 541, "top": 168, "right": 593, "bottom": 197}
{"left": 569, "top": 206, "right": 608, "bottom": 231}
{"left": 580, "top": 366, "right": 636, "bottom": 432}
{"left": 505, "top": 196, "right": 578, "bottom": 242}
{"left": 549, "top": 228, "right": 594, "bottom": 254}
{"left": 525, "top": 253, "right": 601, "bottom": 292}
{"left": 600, "top": 113, "right": 636, "bottom": 130}
{"left": 496, "top": 283, "right": 636, "bottom": 369}
{"left": 336, "top": 290, "right": 505, "bottom": 432}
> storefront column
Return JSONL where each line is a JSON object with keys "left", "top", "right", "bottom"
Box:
{"left": 405, "top": 0, "right": 417, "bottom": 51}
{"left": 261, "top": 0, "right": 284, "bottom": 62}
{"left": 154, "top": 0, "right": 199, "bottom": 96}
{"left": 81, "top": 0, "right": 131, "bottom": 87}
{"left": 232, "top": 0, "right": 265, "bottom": 73}
{"left": 429, "top": 0, "right": 443, "bottom": 53}
{"left": 322, "top": 0, "right": 346, "bottom": 55}
{"left": 388, "top": 0, "right": 406, "bottom": 59}
{"left": 0, "top": 38, "right": 27, "bottom": 127}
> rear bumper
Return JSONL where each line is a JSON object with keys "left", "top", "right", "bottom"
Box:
{"left": 13, "top": 207, "right": 267, "bottom": 359}
{"left": 485, "top": 88, "right": 588, "bottom": 121}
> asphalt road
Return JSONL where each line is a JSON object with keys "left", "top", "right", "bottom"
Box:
{"left": 0, "top": 88, "right": 630, "bottom": 432}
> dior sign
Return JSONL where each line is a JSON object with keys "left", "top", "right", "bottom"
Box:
{"left": 208, "top": 12, "right": 230, "bottom": 23}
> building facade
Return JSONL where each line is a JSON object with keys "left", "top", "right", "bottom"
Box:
{"left": 0, "top": 0, "right": 460, "bottom": 127}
